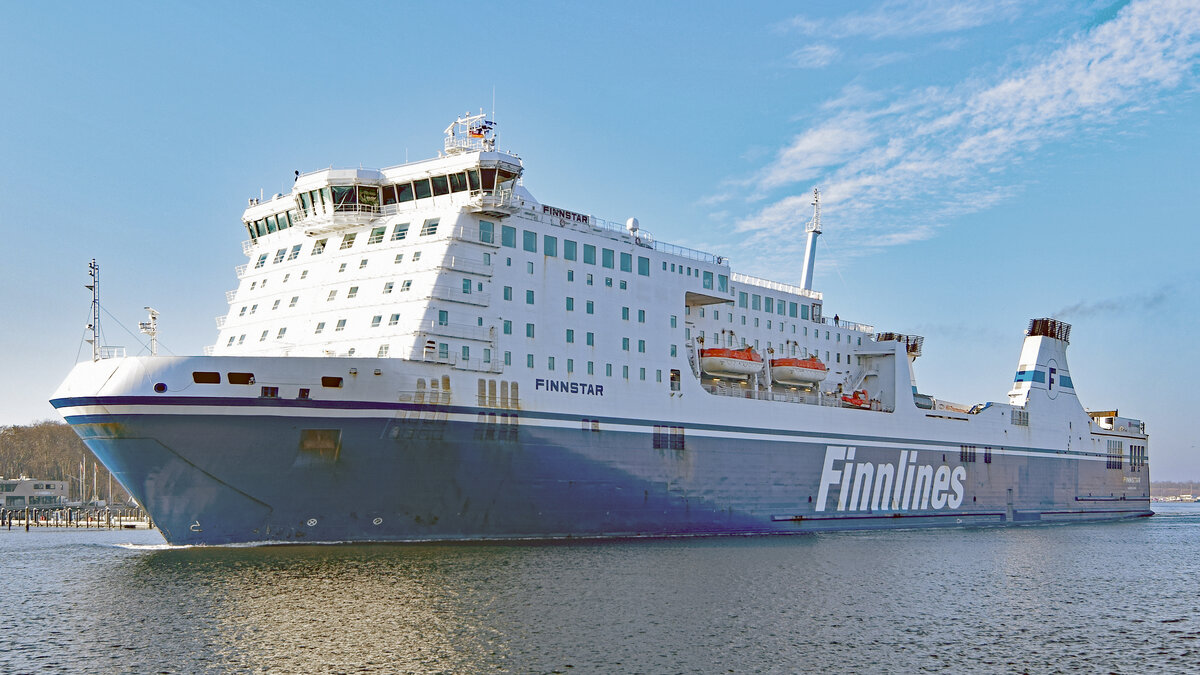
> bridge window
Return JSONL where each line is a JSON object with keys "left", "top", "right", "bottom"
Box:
{"left": 431, "top": 175, "right": 450, "bottom": 196}
{"left": 412, "top": 178, "right": 432, "bottom": 199}
{"left": 449, "top": 172, "right": 468, "bottom": 192}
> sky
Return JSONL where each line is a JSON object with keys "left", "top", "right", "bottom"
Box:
{"left": 1, "top": 1, "right": 1197, "bottom": 477}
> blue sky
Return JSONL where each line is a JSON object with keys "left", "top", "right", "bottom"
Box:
{"left": 2, "top": 1, "right": 1198, "bottom": 477}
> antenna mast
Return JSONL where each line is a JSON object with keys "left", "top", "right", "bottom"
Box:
{"left": 86, "top": 259, "right": 100, "bottom": 362}
{"left": 799, "top": 188, "right": 822, "bottom": 292}
{"left": 139, "top": 307, "right": 160, "bottom": 356}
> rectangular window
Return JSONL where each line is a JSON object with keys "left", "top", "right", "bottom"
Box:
{"left": 335, "top": 319, "right": 346, "bottom": 331}
{"left": 567, "top": 358, "right": 573, "bottom": 373}
{"left": 703, "top": 271, "right": 714, "bottom": 290}
{"left": 391, "top": 223, "right": 410, "bottom": 241}
{"left": 622, "top": 365, "right": 629, "bottom": 379}
{"left": 606, "top": 363, "right": 613, "bottom": 377}
{"left": 287, "top": 244, "right": 302, "bottom": 260}
{"left": 431, "top": 175, "right": 449, "bottom": 196}
{"left": 548, "top": 356, "right": 555, "bottom": 371}
{"left": 388, "top": 313, "right": 400, "bottom": 326}
{"left": 526, "top": 290, "right": 535, "bottom": 304}
{"left": 327, "top": 290, "right": 337, "bottom": 302}
{"left": 395, "top": 183, "right": 414, "bottom": 202}
{"left": 638, "top": 256, "right": 650, "bottom": 276}
{"left": 544, "top": 235, "right": 558, "bottom": 257}
{"left": 586, "top": 332, "right": 594, "bottom": 346}
{"left": 383, "top": 282, "right": 394, "bottom": 294}
{"left": 503, "top": 320, "right": 512, "bottom": 334}
{"left": 462, "top": 345, "right": 470, "bottom": 360}
{"left": 501, "top": 225, "right": 516, "bottom": 248}
{"left": 412, "top": 178, "right": 432, "bottom": 199}
{"left": 602, "top": 248, "right": 615, "bottom": 269}
{"left": 526, "top": 323, "right": 535, "bottom": 338}
{"left": 289, "top": 296, "right": 299, "bottom": 307}
{"left": 586, "top": 300, "right": 594, "bottom": 314}
{"left": 752, "top": 294, "right": 761, "bottom": 310}
{"left": 619, "top": 252, "right": 632, "bottom": 272}
{"left": 638, "top": 309, "right": 645, "bottom": 323}
{"left": 339, "top": 233, "right": 356, "bottom": 250}
{"left": 347, "top": 286, "right": 358, "bottom": 299}
{"left": 371, "top": 315, "right": 382, "bottom": 328}
{"left": 622, "top": 337, "right": 630, "bottom": 351}
{"left": 315, "top": 321, "right": 325, "bottom": 334}
{"left": 566, "top": 297, "right": 575, "bottom": 311}
{"left": 718, "top": 274, "right": 728, "bottom": 292}
{"left": 437, "top": 310, "right": 448, "bottom": 326}
{"left": 566, "top": 329, "right": 575, "bottom": 343}
{"left": 504, "top": 351, "right": 512, "bottom": 366}
{"left": 273, "top": 248, "right": 286, "bottom": 264}
{"left": 462, "top": 278, "right": 472, "bottom": 294}
{"left": 479, "top": 220, "right": 494, "bottom": 243}
{"left": 523, "top": 230, "right": 537, "bottom": 252}
{"left": 503, "top": 286, "right": 512, "bottom": 301}
{"left": 420, "top": 219, "right": 439, "bottom": 236}
{"left": 638, "top": 339, "right": 646, "bottom": 353}
{"left": 311, "top": 239, "right": 327, "bottom": 256}
{"left": 449, "top": 172, "right": 468, "bottom": 192}
{"left": 738, "top": 292, "right": 748, "bottom": 308}
{"left": 368, "top": 226, "right": 386, "bottom": 244}
{"left": 400, "top": 279, "right": 412, "bottom": 292}
{"left": 583, "top": 244, "right": 596, "bottom": 265}
{"left": 438, "top": 343, "right": 449, "bottom": 359}
{"left": 801, "top": 305, "right": 810, "bottom": 320}
{"left": 564, "top": 240, "right": 578, "bottom": 260}
{"left": 670, "top": 315, "right": 677, "bottom": 328}
{"left": 527, "top": 353, "right": 534, "bottom": 368}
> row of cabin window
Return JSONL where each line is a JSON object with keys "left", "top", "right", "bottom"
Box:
{"left": 736, "top": 291, "right": 819, "bottom": 320}
{"left": 481, "top": 221, "right": 652, "bottom": 277}
{"left": 505, "top": 353, "right": 663, "bottom": 382}
{"left": 246, "top": 210, "right": 298, "bottom": 240}
{"left": 691, "top": 307, "right": 863, "bottom": 345}
{"left": 250, "top": 219, "right": 438, "bottom": 269}
{"left": 659, "top": 262, "right": 728, "bottom": 293}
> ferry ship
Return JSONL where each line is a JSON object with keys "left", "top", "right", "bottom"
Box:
{"left": 51, "top": 113, "right": 1151, "bottom": 545}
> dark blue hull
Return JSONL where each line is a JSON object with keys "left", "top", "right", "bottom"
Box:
{"left": 61, "top": 405, "right": 1151, "bottom": 546}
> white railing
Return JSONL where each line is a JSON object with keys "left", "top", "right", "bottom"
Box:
{"left": 99, "top": 346, "right": 127, "bottom": 359}
{"left": 411, "top": 255, "right": 493, "bottom": 277}
{"left": 242, "top": 240, "right": 254, "bottom": 256}
{"left": 700, "top": 383, "right": 893, "bottom": 412}
{"left": 654, "top": 240, "right": 722, "bottom": 264}
{"left": 429, "top": 284, "right": 489, "bottom": 306}
{"left": 235, "top": 264, "right": 247, "bottom": 278}
{"left": 203, "top": 345, "right": 215, "bottom": 356}
{"left": 225, "top": 290, "right": 237, "bottom": 303}
{"left": 731, "top": 273, "right": 821, "bottom": 300}
{"left": 815, "top": 317, "right": 875, "bottom": 334}
{"left": 453, "top": 357, "right": 503, "bottom": 373}
{"left": 215, "top": 316, "right": 227, "bottom": 328}
{"left": 418, "top": 320, "right": 493, "bottom": 341}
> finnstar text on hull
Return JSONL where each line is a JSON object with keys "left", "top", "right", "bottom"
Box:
{"left": 51, "top": 113, "right": 1150, "bottom": 545}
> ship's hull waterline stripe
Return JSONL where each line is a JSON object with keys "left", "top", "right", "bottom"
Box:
{"left": 53, "top": 395, "right": 1119, "bottom": 463}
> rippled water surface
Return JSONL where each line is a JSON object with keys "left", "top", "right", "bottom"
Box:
{"left": 3, "top": 505, "right": 1199, "bottom": 673}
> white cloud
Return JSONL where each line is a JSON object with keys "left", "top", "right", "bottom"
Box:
{"left": 732, "top": 0, "right": 1200, "bottom": 266}
{"left": 789, "top": 44, "right": 841, "bottom": 68}
{"left": 784, "top": 0, "right": 1030, "bottom": 40}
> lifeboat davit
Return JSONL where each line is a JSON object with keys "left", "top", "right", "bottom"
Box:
{"left": 700, "top": 347, "right": 763, "bottom": 378}
{"left": 769, "top": 356, "right": 827, "bottom": 385}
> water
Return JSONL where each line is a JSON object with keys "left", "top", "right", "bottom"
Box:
{"left": 3, "top": 506, "right": 1199, "bottom": 674}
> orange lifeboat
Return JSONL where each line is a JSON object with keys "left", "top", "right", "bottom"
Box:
{"left": 700, "top": 347, "right": 763, "bottom": 378}
{"left": 841, "top": 389, "right": 871, "bottom": 409}
{"left": 769, "top": 356, "right": 827, "bottom": 385}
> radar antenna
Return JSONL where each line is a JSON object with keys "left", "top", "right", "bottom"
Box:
{"left": 85, "top": 259, "right": 101, "bottom": 362}
{"left": 139, "top": 307, "right": 160, "bottom": 356}
{"left": 444, "top": 110, "right": 497, "bottom": 154}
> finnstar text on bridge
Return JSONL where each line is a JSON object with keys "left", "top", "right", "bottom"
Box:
{"left": 51, "top": 113, "right": 1150, "bottom": 545}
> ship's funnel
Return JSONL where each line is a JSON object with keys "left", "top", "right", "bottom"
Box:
{"left": 1008, "top": 318, "right": 1076, "bottom": 407}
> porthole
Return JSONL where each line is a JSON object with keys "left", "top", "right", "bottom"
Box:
{"left": 153, "top": 382, "right": 167, "bottom": 393}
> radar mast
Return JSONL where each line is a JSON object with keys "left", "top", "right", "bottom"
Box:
{"left": 444, "top": 110, "right": 496, "bottom": 154}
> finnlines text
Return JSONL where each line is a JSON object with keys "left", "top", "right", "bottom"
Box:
{"left": 816, "top": 446, "right": 966, "bottom": 512}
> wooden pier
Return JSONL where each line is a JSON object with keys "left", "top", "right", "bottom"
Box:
{"left": 1, "top": 507, "right": 152, "bottom": 531}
